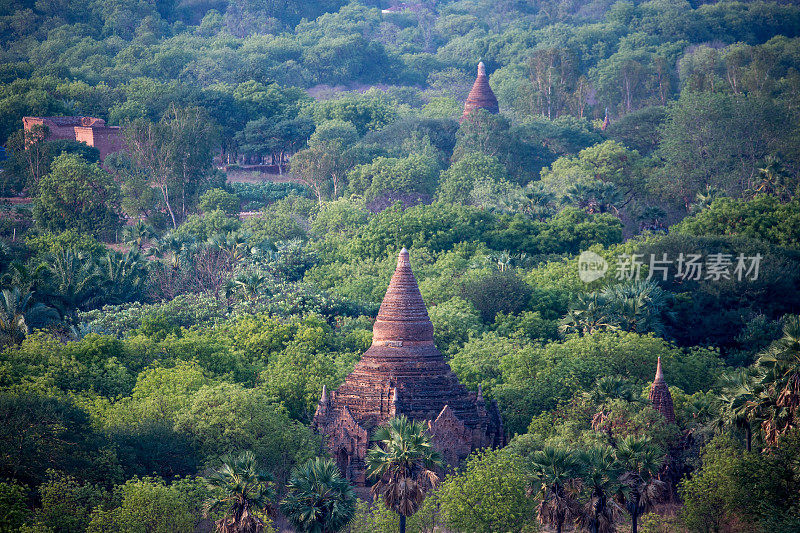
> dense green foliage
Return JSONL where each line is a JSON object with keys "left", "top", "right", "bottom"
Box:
{"left": 0, "top": 0, "right": 799, "bottom": 531}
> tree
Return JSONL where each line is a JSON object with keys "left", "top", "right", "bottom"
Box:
{"left": 291, "top": 145, "right": 335, "bottom": 204}
{"left": 601, "top": 280, "right": 669, "bottom": 336}
{"left": 199, "top": 188, "right": 240, "bottom": 216}
{"left": 3, "top": 125, "right": 49, "bottom": 194}
{"left": 204, "top": 451, "right": 274, "bottom": 533}
{"left": 346, "top": 153, "right": 440, "bottom": 203}
{"left": 575, "top": 446, "right": 621, "bottom": 533}
{"left": 755, "top": 316, "right": 800, "bottom": 447}
{"left": 365, "top": 415, "right": 444, "bottom": 533}
{"left": 125, "top": 105, "right": 220, "bottom": 228}
{"left": 0, "top": 287, "right": 58, "bottom": 346}
{"left": 0, "top": 390, "right": 105, "bottom": 487}
{"left": 39, "top": 247, "right": 103, "bottom": 317}
{"left": 674, "top": 196, "right": 800, "bottom": 249}
{"left": 718, "top": 368, "right": 759, "bottom": 451}
{"left": 87, "top": 477, "right": 195, "bottom": 533}
{"left": 529, "top": 446, "right": 580, "bottom": 533}
{"left": 437, "top": 449, "right": 533, "bottom": 533}
{"left": 437, "top": 152, "right": 509, "bottom": 204}
{"left": 33, "top": 153, "right": 122, "bottom": 239}
{"left": 237, "top": 117, "right": 314, "bottom": 170}
{"left": 461, "top": 271, "right": 533, "bottom": 322}
{"left": 614, "top": 436, "right": 665, "bottom": 533}
{"left": 0, "top": 481, "right": 28, "bottom": 532}
{"left": 174, "top": 383, "right": 319, "bottom": 481}
{"left": 280, "top": 457, "right": 356, "bottom": 533}
{"left": 306, "top": 120, "right": 358, "bottom": 198}
{"left": 656, "top": 92, "right": 798, "bottom": 206}
{"left": 677, "top": 435, "right": 746, "bottom": 533}
{"left": 124, "top": 118, "right": 179, "bottom": 228}
{"left": 428, "top": 296, "right": 482, "bottom": 355}
{"left": 97, "top": 249, "right": 148, "bottom": 305}
{"left": 750, "top": 155, "right": 798, "bottom": 201}
{"left": 566, "top": 181, "right": 623, "bottom": 215}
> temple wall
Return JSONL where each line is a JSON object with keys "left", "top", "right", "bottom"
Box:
{"left": 23, "top": 117, "right": 78, "bottom": 140}
{"left": 24, "top": 117, "right": 123, "bottom": 161}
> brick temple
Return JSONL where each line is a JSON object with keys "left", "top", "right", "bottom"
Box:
{"left": 22, "top": 116, "right": 123, "bottom": 161}
{"left": 313, "top": 248, "right": 505, "bottom": 484}
{"left": 649, "top": 357, "right": 675, "bottom": 423}
{"left": 462, "top": 61, "right": 499, "bottom": 120}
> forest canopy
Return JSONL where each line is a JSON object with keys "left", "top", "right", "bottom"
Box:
{"left": 1, "top": 0, "right": 799, "bottom": 532}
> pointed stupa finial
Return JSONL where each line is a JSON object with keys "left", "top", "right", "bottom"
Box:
{"left": 372, "top": 248, "right": 434, "bottom": 345}
{"left": 477, "top": 384, "right": 485, "bottom": 403}
{"left": 654, "top": 357, "right": 665, "bottom": 383}
{"left": 398, "top": 247, "right": 409, "bottom": 266}
{"left": 320, "top": 384, "right": 328, "bottom": 404}
{"left": 477, "top": 61, "right": 486, "bottom": 76}
{"left": 392, "top": 387, "right": 399, "bottom": 405}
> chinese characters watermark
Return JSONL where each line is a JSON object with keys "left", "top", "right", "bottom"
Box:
{"left": 578, "top": 251, "right": 762, "bottom": 283}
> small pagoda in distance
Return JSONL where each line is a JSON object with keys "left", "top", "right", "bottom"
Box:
{"left": 313, "top": 248, "right": 505, "bottom": 485}
{"left": 462, "top": 61, "right": 499, "bottom": 120}
{"left": 649, "top": 357, "right": 675, "bottom": 423}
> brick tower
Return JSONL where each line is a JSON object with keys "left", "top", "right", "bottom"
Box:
{"left": 313, "top": 248, "right": 505, "bottom": 484}
{"left": 649, "top": 357, "right": 675, "bottom": 423}
{"left": 462, "top": 61, "right": 499, "bottom": 120}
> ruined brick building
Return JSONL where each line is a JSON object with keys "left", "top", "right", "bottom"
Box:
{"left": 649, "top": 356, "right": 675, "bottom": 423}
{"left": 462, "top": 61, "right": 499, "bottom": 120}
{"left": 22, "top": 116, "right": 123, "bottom": 161}
{"left": 313, "top": 248, "right": 505, "bottom": 484}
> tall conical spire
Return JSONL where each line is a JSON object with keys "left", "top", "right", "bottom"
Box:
{"left": 312, "top": 246, "right": 506, "bottom": 485}
{"left": 462, "top": 61, "right": 499, "bottom": 120}
{"left": 371, "top": 248, "right": 434, "bottom": 345}
{"left": 654, "top": 356, "right": 665, "bottom": 382}
{"left": 649, "top": 357, "right": 675, "bottom": 423}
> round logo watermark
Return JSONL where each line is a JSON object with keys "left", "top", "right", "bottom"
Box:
{"left": 578, "top": 251, "right": 608, "bottom": 283}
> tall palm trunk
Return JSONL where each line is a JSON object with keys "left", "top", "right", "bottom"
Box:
{"left": 399, "top": 513, "right": 406, "bottom": 533}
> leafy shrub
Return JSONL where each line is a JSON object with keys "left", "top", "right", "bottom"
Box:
{"left": 198, "top": 188, "right": 240, "bottom": 216}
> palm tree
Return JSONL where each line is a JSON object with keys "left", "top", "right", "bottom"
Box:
{"left": 689, "top": 185, "right": 726, "bottom": 214}
{"left": 210, "top": 231, "right": 249, "bottom": 265}
{"left": 98, "top": 249, "right": 148, "bottom": 304}
{"left": 39, "top": 249, "right": 103, "bottom": 317}
{"left": 560, "top": 292, "right": 619, "bottom": 335}
{"left": 718, "top": 367, "right": 760, "bottom": 451}
{"left": 151, "top": 233, "right": 190, "bottom": 270}
{"left": 575, "top": 446, "right": 621, "bottom": 533}
{"left": 365, "top": 415, "right": 444, "bottom": 533}
{"left": 755, "top": 316, "right": 800, "bottom": 447}
{"left": 281, "top": 457, "right": 356, "bottom": 533}
{"left": 588, "top": 376, "right": 635, "bottom": 445}
{"left": 751, "top": 155, "right": 795, "bottom": 200}
{"left": 522, "top": 183, "right": 557, "bottom": 220}
{"left": 614, "top": 436, "right": 665, "bottom": 533}
{"left": 234, "top": 273, "right": 266, "bottom": 301}
{"left": 637, "top": 206, "right": 667, "bottom": 233}
{"left": 203, "top": 451, "right": 275, "bottom": 533}
{"left": 0, "top": 261, "right": 34, "bottom": 291}
{"left": 602, "top": 280, "right": 669, "bottom": 336}
{"left": 122, "top": 220, "right": 157, "bottom": 249}
{"left": 0, "top": 287, "right": 59, "bottom": 346}
{"left": 567, "top": 181, "right": 623, "bottom": 215}
{"left": 529, "top": 446, "right": 580, "bottom": 533}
